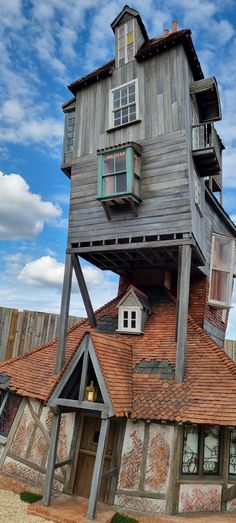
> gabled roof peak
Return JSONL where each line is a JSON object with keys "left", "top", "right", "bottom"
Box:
{"left": 111, "top": 4, "right": 148, "bottom": 41}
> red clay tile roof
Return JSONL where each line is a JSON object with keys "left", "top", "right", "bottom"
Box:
{"left": 68, "top": 29, "right": 203, "bottom": 95}
{"left": 1, "top": 289, "right": 236, "bottom": 425}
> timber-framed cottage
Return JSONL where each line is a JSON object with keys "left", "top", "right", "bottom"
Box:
{"left": 0, "top": 5, "right": 236, "bottom": 519}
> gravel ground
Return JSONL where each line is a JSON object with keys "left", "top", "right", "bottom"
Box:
{"left": 0, "top": 489, "right": 54, "bottom": 523}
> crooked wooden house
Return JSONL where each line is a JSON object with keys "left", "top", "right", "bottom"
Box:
{"left": 0, "top": 5, "right": 236, "bottom": 520}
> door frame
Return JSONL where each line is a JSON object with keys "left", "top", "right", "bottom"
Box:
{"left": 65, "top": 412, "right": 126, "bottom": 506}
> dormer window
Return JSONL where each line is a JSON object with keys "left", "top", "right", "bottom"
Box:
{"left": 117, "top": 286, "right": 151, "bottom": 334}
{"left": 117, "top": 20, "right": 134, "bottom": 66}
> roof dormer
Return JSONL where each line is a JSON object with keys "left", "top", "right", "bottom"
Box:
{"left": 111, "top": 5, "right": 148, "bottom": 68}
{"left": 117, "top": 285, "right": 151, "bottom": 334}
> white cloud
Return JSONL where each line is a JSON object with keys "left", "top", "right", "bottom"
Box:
{"left": 0, "top": 172, "right": 61, "bottom": 240}
{"left": 18, "top": 255, "right": 104, "bottom": 289}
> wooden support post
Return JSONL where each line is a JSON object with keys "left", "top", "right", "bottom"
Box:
{"left": 87, "top": 418, "right": 110, "bottom": 520}
{"left": 72, "top": 254, "right": 97, "bottom": 328}
{"left": 55, "top": 254, "right": 73, "bottom": 374}
{"left": 175, "top": 245, "right": 192, "bottom": 383}
{"left": 42, "top": 413, "right": 61, "bottom": 506}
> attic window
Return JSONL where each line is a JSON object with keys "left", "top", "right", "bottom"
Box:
{"left": 117, "top": 20, "right": 134, "bottom": 66}
{"left": 117, "top": 287, "right": 151, "bottom": 334}
{"left": 119, "top": 307, "right": 141, "bottom": 333}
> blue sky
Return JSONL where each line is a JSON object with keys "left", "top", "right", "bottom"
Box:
{"left": 0, "top": 0, "right": 235, "bottom": 337}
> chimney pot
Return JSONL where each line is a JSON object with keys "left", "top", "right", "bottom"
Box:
{"left": 163, "top": 28, "right": 169, "bottom": 37}
{"left": 172, "top": 20, "right": 178, "bottom": 33}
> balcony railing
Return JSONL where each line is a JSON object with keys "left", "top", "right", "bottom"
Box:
{"left": 192, "top": 123, "right": 222, "bottom": 188}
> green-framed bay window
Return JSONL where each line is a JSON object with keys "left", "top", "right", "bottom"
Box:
{"left": 97, "top": 143, "right": 142, "bottom": 204}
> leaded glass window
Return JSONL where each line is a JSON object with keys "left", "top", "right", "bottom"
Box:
{"left": 203, "top": 426, "right": 220, "bottom": 474}
{"left": 0, "top": 392, "right": 21, "bottom": 438}
{"left": 117, "top": 20, "right": 134, "bottom": 67}
{"left": 182, "top": 424, "right": 221, "bottom": 476}
{"left": 229, "top": 429, "right": 236, "bottom": 475}
{"left": 182, "top": 425, "right": 199, "bottom": 474}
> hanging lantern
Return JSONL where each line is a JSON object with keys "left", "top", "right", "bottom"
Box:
{"left": 85, "top": 381, "right": 97, "bottom": 402}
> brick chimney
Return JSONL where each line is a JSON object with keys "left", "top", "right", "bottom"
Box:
{"left": 172, "top": 20, "right": 178, "bottom": 33}
{"left": 163, "top": 28, "right": 169, "bottom": 37}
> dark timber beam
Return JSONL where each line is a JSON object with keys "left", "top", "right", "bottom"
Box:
{"left": 55, "top": 253, "right": 73, "bottom": 374}
{"left": 175, "top": 245, "right": 192, "bottom": 383}
{"left": 87, "top": 417, "right": 110, "bottom": 519}
{"left": 72, "top": 254, "right": 97, "bottom": 328}
{"left": 42, "top": 413, "right": 61, "bottom": 506}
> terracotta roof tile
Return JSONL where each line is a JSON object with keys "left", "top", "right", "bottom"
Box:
{"left": 1, "top": 288, "right": 236, "bottom": 424}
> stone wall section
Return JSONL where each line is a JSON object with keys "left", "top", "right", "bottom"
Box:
{"left": 0, "top": 398, "right": 75, "bottom": 491}
{"left": 115, "top": 420, "right": 174, "bottom": 514}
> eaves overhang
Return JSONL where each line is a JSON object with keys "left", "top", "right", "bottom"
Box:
{"left": 190, "top": 77, "right": 222, "bottom": 122}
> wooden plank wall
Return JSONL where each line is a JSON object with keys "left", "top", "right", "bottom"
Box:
{"left": 224, "top": 339, "right": 236, "bottom": 362}
{"left": 0, "top": 308, "right": 80, "bottom": 362}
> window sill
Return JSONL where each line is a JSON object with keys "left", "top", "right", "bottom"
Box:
{"left": 0, "top": 435, "right": 7, "bottom": 445}
{"left": 106, "top": 119, "right": 142, "bottom": 133}
{"left": 178, "top": 477, "right": 223, "bottom": 484}
{"left": 116, "top": 330, "right": 144, "bottom": 335}
{"left": 208, "top": 301, "right": 231, "bottom": 310}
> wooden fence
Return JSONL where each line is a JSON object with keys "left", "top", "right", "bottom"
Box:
{"left": 0, "top": 307, "right": 80, "bottom": 362}
{"left": 224, "top": 339, "right": 236, "bottom": 362}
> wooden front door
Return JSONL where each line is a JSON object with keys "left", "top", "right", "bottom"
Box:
{"left": 73, "top": 416, "right": 116, "bottom": 502}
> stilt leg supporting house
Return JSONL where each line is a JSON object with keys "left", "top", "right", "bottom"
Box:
{"left": 55, "top": 253, "right": 96, "bottom": 374}
{"left": 87, "top": 417, "right": 110, "bottom": 520}
{"left": 42, "top": 413, "right": 61, "bottom": 506}
{"left": 72, "top": 254, "right": 97, "bottom": 328}
{"left": 55, "top": 254, "right": 73, "bottom": 373}
{"left": 175, "top": 245, "right": 192, "bottom": 383}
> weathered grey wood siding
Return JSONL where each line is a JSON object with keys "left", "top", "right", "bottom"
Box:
{"left": 68, "top": 130, "right": 192, "bottom": 245}
{"left": 73, "top": 46, "right": 189, "bottom": 157}
{"left": 183, "top": 56, "right": 206, "bottom": 258}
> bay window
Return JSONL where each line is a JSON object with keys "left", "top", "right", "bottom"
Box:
{"left": 182, "top": 424, "right": 221, "bottom": 476}
{"left": 97, "top": 143, "right": 141, "bottom": 205}
{"left": 209, "top": 235, "right": 235, "bottom": 307}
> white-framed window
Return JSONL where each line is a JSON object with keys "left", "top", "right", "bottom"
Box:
{"left": 109, "top": 79, "right": 139, "bottom": 129}
{"left": 117, "top": 19, "right": 135, "bottom": 67}
{"left": 209, "top": 234, "right": 235, "bottom": 308}
{"left": 118, "top": 307, "right": 142, "bottom": 333}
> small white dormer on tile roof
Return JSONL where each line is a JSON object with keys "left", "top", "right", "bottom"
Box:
{"left": 117, "top": 285, "right": 151, "bottom": 334}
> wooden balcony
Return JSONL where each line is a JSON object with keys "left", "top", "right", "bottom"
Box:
{"left": 192, "top": 124, "right": 223, "bottom": 185}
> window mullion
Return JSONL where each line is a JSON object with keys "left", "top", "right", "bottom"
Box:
{"left": 199, "top": 426, "right": 204, "bottom": 475}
